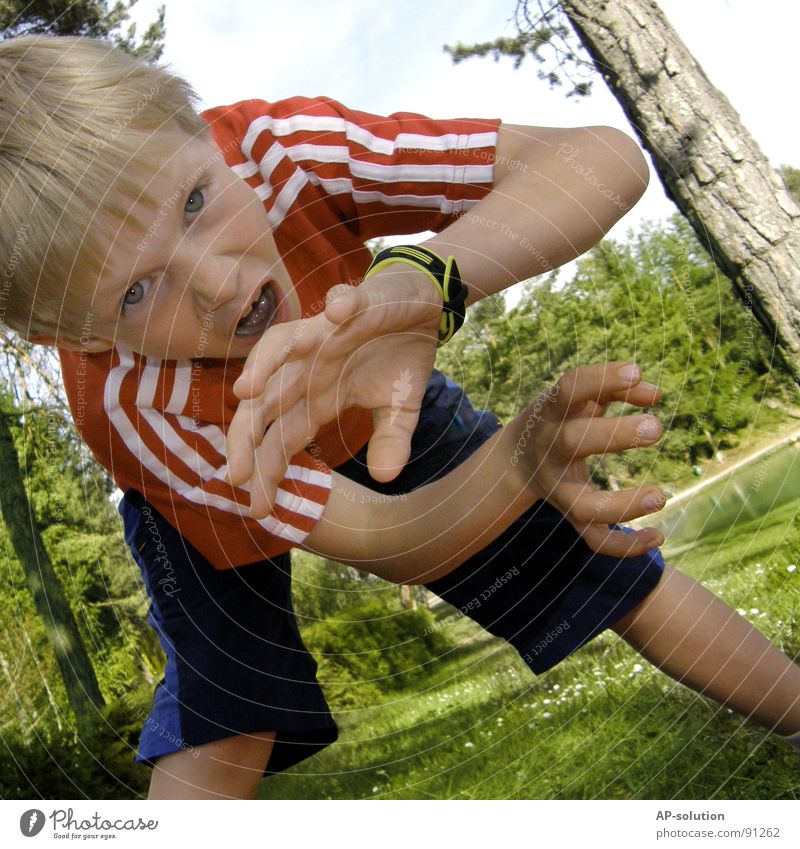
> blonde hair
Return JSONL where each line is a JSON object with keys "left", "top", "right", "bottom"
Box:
{"left": 0, "top": 35, "right": 209, "bottom": 340}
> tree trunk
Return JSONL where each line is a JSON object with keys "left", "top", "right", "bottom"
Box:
{"left": 399, "top": 584, "right": 417, "bottom": 610}
{"left": 560, "top": 0, "right": 800, "bottom": 375}
{"left": 0, "top": 410, "right": 104, "bottom": 735}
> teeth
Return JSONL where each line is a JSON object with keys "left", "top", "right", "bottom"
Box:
{"left": 235, "top": 284, "right": 278, "bottom": 337}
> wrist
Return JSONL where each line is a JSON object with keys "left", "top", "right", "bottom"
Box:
{"left": 361, "top": 261, "right": 442, "bottom": 310}
{"left": 364, "top": 244, "right": 466, "bottom": 345}
{"left": 501, "top": 414, "right": 543, "bottom": 502}
{"left": 354, "top": 263, "right": 442, "bottom": 342}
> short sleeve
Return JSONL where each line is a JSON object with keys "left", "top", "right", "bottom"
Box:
{"left": 201, "top": 96, "right": 501, "bottom": 241}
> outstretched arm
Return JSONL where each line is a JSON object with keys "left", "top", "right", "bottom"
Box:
{"left": 329, "top": 122, "right": 649, "bottom": 312}
{"left": 302, "top": 363, "right": 665, "bottom": 584}
{"left": 228, "top": 123, "right": 650, "bottom": 506}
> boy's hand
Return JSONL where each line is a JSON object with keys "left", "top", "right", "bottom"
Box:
{"left": 509, "top": 362, "right": 666, "bottom": 558}
{"left": 227, "top": 266, "right": 441, "bottom": 518}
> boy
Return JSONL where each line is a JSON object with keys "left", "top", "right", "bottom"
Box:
{"left": 1, "top": 36, "right": 799, "bottom": 800}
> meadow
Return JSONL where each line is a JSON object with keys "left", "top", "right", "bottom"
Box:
{"left": 262, "top": 496, "right": 800, "bottom": 800}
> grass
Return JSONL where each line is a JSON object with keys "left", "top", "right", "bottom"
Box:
{"left": 260, "top": 497, "right": 800, "bottom": 800}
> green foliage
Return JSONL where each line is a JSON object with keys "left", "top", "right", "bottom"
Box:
{"left": 44, "top": 525, "right": 163, "bottom": 697}
{"left": 444, "top": 1, "right": 594, "bottom": 98}
{"left": 291, "top": 550, "right": 384, "bottom": 625}
{"left": 301, "top": 595, "right": 455, "bottom": 710}
{"left": 16, "top": 406, "right": 117, "bottom": 534}
{"left": 1, "top": 399, "right": 161, "bottom": 719}
{"left": 1, "top": 518, "right": 161, "bottom": 704}
{"left": 437, "top": 215, "right": 793, "bottom": 488}
{"left": 780, "top": 165, "right": 800, "bottom": 204}
{"left": 0, "top": 0, "right": 166, "bottom": 60}
{"left": 292, "top": 555, "right": 455, "bottom": 711}
{"left": 0, "top": 690, "right": 152, "bottom": 798}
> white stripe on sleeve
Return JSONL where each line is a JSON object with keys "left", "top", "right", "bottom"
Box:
{"left": 232, "top": 160, "right": 259, "bottom": 179}
{"left": 267, "top": 169, "right": 309, "bottom": 229}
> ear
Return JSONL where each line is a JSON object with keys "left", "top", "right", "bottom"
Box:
{"left": 28, "top": 334, "right": 114, "bottom": 353}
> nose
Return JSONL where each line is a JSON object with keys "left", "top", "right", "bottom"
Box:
{"left": 171, "top": 240, "right": 237, "bottom": 314}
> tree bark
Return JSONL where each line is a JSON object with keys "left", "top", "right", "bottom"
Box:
{"left": 560, "top": 0, "right": 800, "bottom": 374}
{"left": 399, "top": 584, "right": 417, "bottom": 610}
{"left": 0, "top": 410, "right": 104, "bottom": 736}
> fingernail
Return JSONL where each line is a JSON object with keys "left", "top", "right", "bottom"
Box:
{"left": 640, "top": 382, "right": 659, "bottom": 392}
{"left": 618, "top": 364, "right": 640, "bottom": 382}
{"left": 636, "top": 416, "right": 661, "bottom": 439}
{"left": 642, "top": 491, "right": 665, "bottom": 512}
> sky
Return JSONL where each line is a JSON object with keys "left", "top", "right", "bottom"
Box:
{"left": 127, "top": 0, "right": 798, "bottom": 276}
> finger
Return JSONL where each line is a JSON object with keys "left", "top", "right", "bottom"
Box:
{"left": 324, "top": 283, "right": 365, "bottom": 324}
{"left": 248, "top": 403, "right": 315, "bottom": 519}
{"left": 233, "top": 320, "right": 307, "bottom": 399}
{"left": 606, "top": 381, "right": 662, "bottom": 408}
{"left": 550, "top": 362, "right": 645, "bottom": 416}
{"left": 558, "top": 413, "right": 663, "bottom": 459}
{"left": 556, "top": 483, "right": 667, "bottom": 526}
{"left": 252, "top": 359, "right": 311, "bottom": 427}
{"left": 578, "top": 523, "right": 665, "bottom": 558}
{"left": 326, "top": 271, "right": 441, "bottom": 334}
{"left": 226, "top": 397, "right": 271, "bottom": 486}
{"left": 365, "top": 405, "right": 421, "bottom": 483}
{"left": 566, "top": 383, "right": 662, "bottom": 422}
{"left": 582, "top": 400, "right": 607, "bottom": 418}
{"left": 323, "top": 289, "right": 401, "bottom": 355}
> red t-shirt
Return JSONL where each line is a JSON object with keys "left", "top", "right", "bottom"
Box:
{"left": 60, "top": 96, "right": 500, "bottom": 568}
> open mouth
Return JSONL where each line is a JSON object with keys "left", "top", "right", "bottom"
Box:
{"left": 234, "top": 282, "right": 279, "bottom": 337}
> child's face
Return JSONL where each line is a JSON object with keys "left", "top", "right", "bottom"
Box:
{"left": 69, "top": 130, "right": 300, "bottom": 359}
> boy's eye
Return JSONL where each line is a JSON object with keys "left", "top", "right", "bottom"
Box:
{"left": 185, "top": 188, "right": 205, "bottom": 216}
{"left": 123, "top": 279, "right": 147, "bottom": 307}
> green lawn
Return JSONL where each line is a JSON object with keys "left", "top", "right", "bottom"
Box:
{"left": 261, "top": 498, "right": 800, "bottom": 800}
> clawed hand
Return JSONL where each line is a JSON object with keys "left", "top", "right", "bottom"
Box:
{"left": 227, "top": 266, "right": 441, "bottom": 518}
{"left": 508, "top": 362, "right": 666, "bottom": 558}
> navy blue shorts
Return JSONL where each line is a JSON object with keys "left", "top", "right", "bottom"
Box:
{"left": 120, "top": 490, "right": 337, "bottom": 775}
{"left": 123, "top": 370, "right": 664, "bottom": 772}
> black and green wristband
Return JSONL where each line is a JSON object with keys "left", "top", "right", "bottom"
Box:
{"left": 364, "top": 245, "right": 468, "bottom": 347}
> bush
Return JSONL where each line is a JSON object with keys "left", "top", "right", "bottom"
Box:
{"left": 0, "top": 690, "right": 152, "bottom": 799}
{"left": 301, "top": 595, "right": 455, "bottom": 710}
{"left": 291, "top": 552, "right": 385, "bottom": 624}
